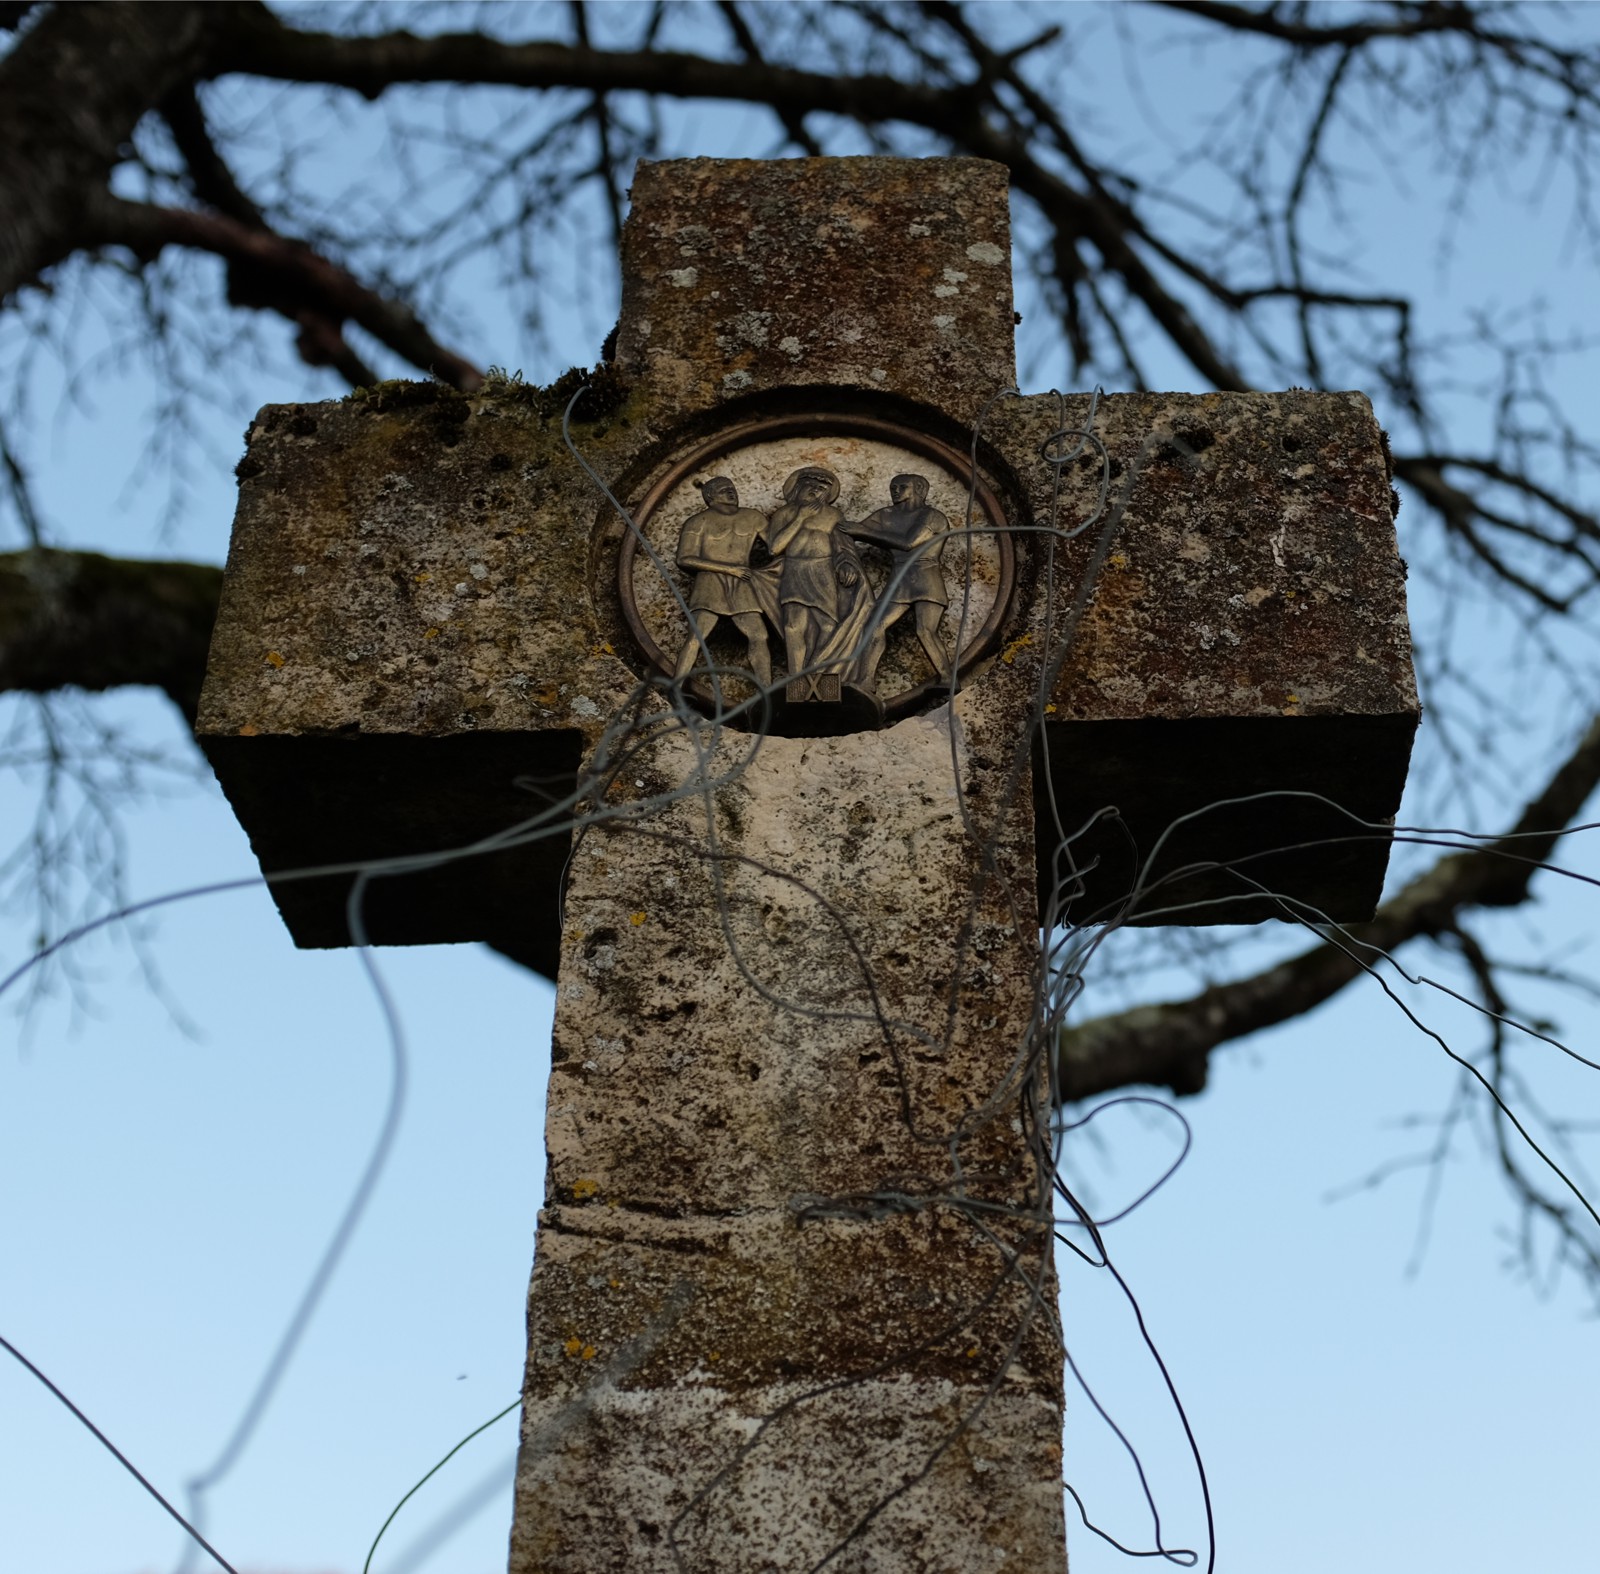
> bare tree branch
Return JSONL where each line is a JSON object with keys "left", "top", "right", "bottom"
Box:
{"left": 221, "top": 10, "right": 1250, "bottom": 391}
{"left": 158, "top": 82, "right": 379, "bottom": 388}
{"left": 0, "top": 548, "right": 222, "bottom": 724}
{"left": 158, "top": 80, "right": 267, "bottom": 230}
{"left": 0, "top": 3, "right": 473, "bottom": 388}
{"left": 80, "top": 193, "right": 481, "bottom": 390}
{"left": 1057, "top": 713, "right": 1600, "bottom": 1100}
{"left": 1160, "top": 0, "right": 1599, "bottom": 81}
{"left": 568, "top": 1, "right": 625, "bottom": 248}
{"left": 1446, "top": 922, "right": 1600, "bottom": 1293}
{"left": 716, "top": 0, "right": 823, "bottom": 156}
{"left": 0, "top": 0, "right": 227, "bottom": 302}
{"left": 1395, "top": 455, "right": 1600, "bottom": 613}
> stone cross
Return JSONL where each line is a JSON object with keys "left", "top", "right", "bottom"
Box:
{"left": 196, "top": 159, "right": 1417, "bottom": 1571}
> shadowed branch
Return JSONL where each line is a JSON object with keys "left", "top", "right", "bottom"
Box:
{"left": 0, "top": 549, "right": 222, "bottom": 724}
{"left": 81, "top": 194, "right": 482, "bottom": 390}
{"left": 1057, "top": 713, "right": 1600, "bottom": 1100}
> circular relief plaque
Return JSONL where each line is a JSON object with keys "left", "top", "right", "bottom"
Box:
{"left": 616, "top": 413, "right": 1014, "bottom": 731}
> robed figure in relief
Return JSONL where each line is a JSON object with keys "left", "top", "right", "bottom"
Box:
{"left": 761, "top": 465, "right": 876, "bottom": 690}
{"left": 673, "top": 463, "right": 925, "bottom": 699}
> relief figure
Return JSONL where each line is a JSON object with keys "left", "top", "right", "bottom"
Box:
{"left": 849, "top": 473, "right": 953, "bottom": 685}
{"left": 763, "top": 465, "right": 876, "bottom": 692}
{"left": 672, "top": 476, "right": 772, "bottom": 688}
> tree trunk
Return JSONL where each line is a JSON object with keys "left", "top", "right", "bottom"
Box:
{"left": 0, "top": 0, "right": 230, "bottom": 302}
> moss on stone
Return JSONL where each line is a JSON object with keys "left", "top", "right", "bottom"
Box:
{"left": 343, "top": 378, "right": 461, "bottom": 414}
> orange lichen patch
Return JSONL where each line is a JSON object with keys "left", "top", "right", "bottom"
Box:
{"left": 238, "top": 723, "right": 260, "bottom": 737}
{"left": 572, "top": 1178, "right": 600, "bottom": 1199}
{"left": 591, "top": 641, "right": 615, "bottom": 657}
{"left": 414, "top": 571, "right": 432, "bottom": 582}
{"left": 1000, "top": 632, "right": 1033, "bottom": 666}
{"left": 265, "top": 650, "right": 285, "bottom": 668}
{"left": 629, "top": 911, "right": 647, "bottom": 926}
{"left": 423, "top": 626, "right": 441, "bottom": 640}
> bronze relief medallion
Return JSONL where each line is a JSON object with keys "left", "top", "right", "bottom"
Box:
{"left": 615, "top": 413, "right": 1015, "bottom": 732}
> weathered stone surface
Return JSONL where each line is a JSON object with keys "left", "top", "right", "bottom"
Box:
{"left": 617, "top": 158, "right": 1015, "bottom": 422}
{"left": 998, "top": 390, "right": 1413, "bottom": 724}
{"left": 542, "top": 716, "right": 1039, "bottom": 1213}
{"left": 512, "top": 1378, "right": 1062, "bottom": 1574}
{"left": 513, "top": 686, "right": 1064, "bottom": 1572}
{"left": 199, "top": 387, "right": 1410, "bottom": 744}
{"left": 525, "top": 1206, "right": 1056, "bottom": 1396}
{"left": 198, "top": 391, "right": 620, "bottom": 742}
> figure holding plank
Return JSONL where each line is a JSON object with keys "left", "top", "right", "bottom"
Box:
{"left": 850, "top": 472, "right": 953, "bottom": 687}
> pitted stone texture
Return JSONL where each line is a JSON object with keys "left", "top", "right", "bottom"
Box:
{"left": 994, "top": 389, "right": 1415, "bottom": 724}
{"left": 617, "top": 158, "right": 1016, "bottom": 422}
{"left": 546, "top": 708, "right": 1037, "bottom": 1213}
{"left": 197, "top": 394, "right": 640, "bottom": 743}
{"left": 997, "top": 389, "right": 1418, "bottom": 924}
{"left": 199, "top": 388, "right": 1413, "bottom": 745}
{"left": 512, "top": 684, "right": 1064, "bottom": 1570}
{"left": 523, "top": 1208, "right": 1057, "bottom": 1398}
{"left": 512, "top": 1378, "right": 1065, "bottom": 1574}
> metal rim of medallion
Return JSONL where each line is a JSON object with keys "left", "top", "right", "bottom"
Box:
{"left": 614, "top": 412, "right": 1016, "bottom": 729}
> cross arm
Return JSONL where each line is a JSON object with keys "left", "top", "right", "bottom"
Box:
{"left": 987, "top": 389, "right": 1418, "bottom": 926}
{"left": 195, "top": 382, "right": 647, "bottom": 974}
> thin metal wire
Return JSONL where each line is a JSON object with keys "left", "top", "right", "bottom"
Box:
{"left": 0, "top": 1332, "right": 242, "bottom": 1574}
{"left": 8, "top": 386, "right": 1600, "bottom": 1574}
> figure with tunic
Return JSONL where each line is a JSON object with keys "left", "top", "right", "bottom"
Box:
{"left": 849, "top": 473, "right": 953, "bottom": 685}
{"left": 671, "top": 475, "right": 772, "bottom": 688}
{"left": 761, "top": 465, "right": 876, "bottom": 693}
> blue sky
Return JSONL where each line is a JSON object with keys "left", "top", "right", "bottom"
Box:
{"left": 3, "top": 6, "right": 1599, "bottom": 1572}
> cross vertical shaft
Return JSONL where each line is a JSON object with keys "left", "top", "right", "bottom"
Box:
{"left": 511, "top": 157, "right": 1067, "bottom": 1571}
{"left": 514, "top": 716, "right": 1065, "bottom": 1570}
